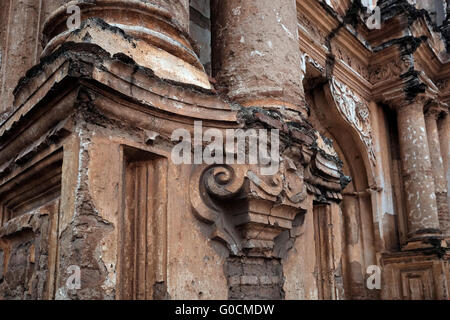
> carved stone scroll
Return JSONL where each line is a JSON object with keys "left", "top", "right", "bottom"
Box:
{"left": 190, "top": 159, "right": 309, "bottom": 257}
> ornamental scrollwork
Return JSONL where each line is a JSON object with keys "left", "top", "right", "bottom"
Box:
{"left": 330, "top": 78, "right": 377, "bottom": 166}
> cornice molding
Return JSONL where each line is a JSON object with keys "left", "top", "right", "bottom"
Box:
{"left": 297, "top": 0, "right": 450, "bottom": 107}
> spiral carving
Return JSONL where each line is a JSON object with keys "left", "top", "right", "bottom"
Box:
{"left": 204, "top": 165, "right": 246, "bottom": 199}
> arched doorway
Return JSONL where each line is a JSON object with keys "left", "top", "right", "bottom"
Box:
{"left": 306, "top": 81, "right": 379, "bottom": 299}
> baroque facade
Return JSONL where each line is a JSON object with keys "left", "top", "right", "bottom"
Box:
{"left": 0, "top": 0, "right": 449, "bottom": 300}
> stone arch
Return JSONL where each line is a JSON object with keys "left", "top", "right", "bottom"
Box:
{"left": 307, "top": 82, "right": 379, "bottom": 299}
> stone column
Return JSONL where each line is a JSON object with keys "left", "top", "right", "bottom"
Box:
{"left": 396, "top": 101, "right": 441, "bottom": 241}
{"left": 40, "top": 0, "right": 210, "bottom": 89}
{"left": 438, "top": 110, "right": 450, "bottom": 228}
{"left": 0, "top": 0, "right": 41, "bottom": 113}
{"left": 425, "top": 103, "right": 450, "bottom": 237}
{"left": 211, "top": 0, "right": 306, "bottom": 115}
{"left": 41, "top": 0, "right": 191, "bottom": 47}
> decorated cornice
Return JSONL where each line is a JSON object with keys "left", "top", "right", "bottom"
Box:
{"left": 376, "top": 67, "right": 440, "bottom": 110}
{"left": 297, "top": 0, "right": 373, "bottom": 99}
{"left": 369, "top": 49, "right": 412, "bottom": 85}
{"left": 297, "top": 0, "right": 450, "bottom": 107}
{"left": 0, "top": 42, "right": 242, "bottom": 178}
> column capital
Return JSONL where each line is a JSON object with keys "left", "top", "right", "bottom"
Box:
{"left": 393, "top": 92, "right": 437, "bottom": 112}
{"left": 425, "top": 101, "right": 450, "bottom": 120}
{"left": 382, "top": 69, "right": 439, "bottom": 111}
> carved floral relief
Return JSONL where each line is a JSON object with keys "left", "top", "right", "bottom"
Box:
{"left": 330, "top": 78, "right": 377, "bottom": 166}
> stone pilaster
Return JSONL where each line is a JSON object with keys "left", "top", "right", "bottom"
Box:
{"left": 211, "top": 0, "right": 306, "bottom": 115}
{"left": 396, "top": 101, "right": 441, "bottom": 242}
{"left": 425, "top": 102, "right": 450, "bottom": 237}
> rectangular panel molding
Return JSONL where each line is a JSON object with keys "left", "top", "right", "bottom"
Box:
{"left": 119, "top": 147, "right": 168, "bottom": 300}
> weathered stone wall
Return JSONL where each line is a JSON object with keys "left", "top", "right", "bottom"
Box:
{"left": 0, "top": 200, "right": 59, "bottom": 300}
{"left": 0, "top": 0, "right": 449, "bottom": 301}
{"left": 53, "top": 111, "right": 230, "bottom": 300}
{"left": 225, "top": 257, "right": 284, "bottom": 300}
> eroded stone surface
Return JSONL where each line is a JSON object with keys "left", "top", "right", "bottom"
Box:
{"left": 211, "top": 0, "right": 306, "bottom": 113}
{"left": 0, "top": 0, "right": 449, "bottom": 301}
{"left": 397, "top": 102, "right": 441, "bottom": 237}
